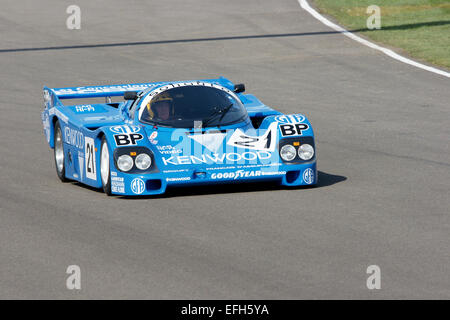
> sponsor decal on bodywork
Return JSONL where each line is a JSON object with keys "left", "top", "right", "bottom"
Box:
{"left": 53, "top": 84, "right": 158, "bottom": 96}
{"left": 149, "top": 131, "right": 158, "bottom": 140}
{"left": 74, "top": 105, "right": 95, "bottom": 113}
{"left": 130, "top": 178, "right": 145, "bottom": 194}
{"left": 148, "top": 131, "right": 159, "bottom": 145}
{"left": 110, "top": 125, "right": 141, "bottom": 134}
{"left": 211, "top": 170, "right": 286, "bottom": 180}
{"left": 279, "top": 123, "right": 309, "bottom": 137}
{"left": 64, "top": 127, "right": 84, "bottom": 149}
{"left": 111, "top": 174, "right": 125, "bottom": 193}
{"left": 114, "top": 133, "right": 143, "bottom": 146}
{"left": 303, "top": 168, "right": 315, "bottom": 185}
{"left": 162, "top": 151, "right": 272, "bottom": 166}
{"left": 157, "top": 145, "right": 182, "bottom": 155}
{"left": 166, "top": 177, "right": 191, "bottom": 182}
{"left": 275, "top": 114, "right": 306, "bottom": 124}
{"left": 275, "top": 114, "right": 309, "bottom": 137}
{"left": 162, "top": 169, "right": 189, "bottom": 173}
{"left": 110, "top": 125, "right": 144, "bottom": 146}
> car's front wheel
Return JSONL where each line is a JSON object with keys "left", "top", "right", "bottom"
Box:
{"left": 54, "top": 120, "right": 68, "bottom": 182}
{"left": 100, "top": 136, "right": 112, "bottom": 196}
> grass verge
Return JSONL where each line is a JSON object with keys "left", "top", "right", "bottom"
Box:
{"left": 313, "top": 0, "right": 450, "bottom": 69}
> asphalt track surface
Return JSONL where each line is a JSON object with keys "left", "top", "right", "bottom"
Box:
{"left": 0, "top": 0, "right": 449, "bottom": 299}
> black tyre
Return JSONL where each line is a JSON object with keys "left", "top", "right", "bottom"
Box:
{"left": 100, "top": 136, "right": 112, "bottom": 196}
{"left": 54, "top": 120, "right": 69, "bottom": 182}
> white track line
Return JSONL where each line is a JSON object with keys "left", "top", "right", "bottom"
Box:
{"left": 298, "top": 0, "right": 450, "bottom": 79}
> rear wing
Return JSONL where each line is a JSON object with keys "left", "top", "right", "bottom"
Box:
{"left": 49, "top": 82, "right": 162, "bottom": 99}
{"left": 45, "top": 77, "right": 237, "bottom": 100}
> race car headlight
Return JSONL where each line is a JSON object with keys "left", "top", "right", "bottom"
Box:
{"left": 117, "top": 154, "right": 133, "bottom": 172}
{"left": 135, "top": 153, "right": 152, "bottom": 170}
{"left": 298, "top": 144, "right": 314, "bottom": 160}
{"left": 280, "top": 144, "right": 296, "bottom": 161}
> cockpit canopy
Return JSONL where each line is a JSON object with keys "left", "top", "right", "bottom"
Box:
{"left": 138, "top": 84, "right": 247, "bottom": 128}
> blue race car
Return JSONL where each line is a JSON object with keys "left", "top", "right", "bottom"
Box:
{"left": 41, "top": 77, "right": 317, "bottom": 196}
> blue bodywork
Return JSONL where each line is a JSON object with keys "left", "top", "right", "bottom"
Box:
{"left": 41, "top": 77, "right": 317, "bottom": 196}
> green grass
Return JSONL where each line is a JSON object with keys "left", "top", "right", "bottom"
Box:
{"left": 313, "top": 0, "right": 450, "bottom": 69}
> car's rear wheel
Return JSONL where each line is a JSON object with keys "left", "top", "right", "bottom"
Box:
{"left": 100, "top": 136, "right": 112, "bottom": 196}
{"left": 54, "top": 120, "right": 68, "bottom": 182}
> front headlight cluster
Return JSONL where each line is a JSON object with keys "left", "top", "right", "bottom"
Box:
{"left": 117, "top": 153, "right": 152, "bottom": 172}
{"left": 280, "top": 143, "right": 314, "bottom": 162}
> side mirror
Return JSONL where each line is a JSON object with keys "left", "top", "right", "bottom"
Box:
{"left": 234, "top": 83, "right": 245, "bottom": 94}
{"left": 124, "top": 91, "right": 138, "bottom": 100}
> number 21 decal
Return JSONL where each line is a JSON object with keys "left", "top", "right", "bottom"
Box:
{"left": 227, "top": 122, "right": 277, "bottom": 152}
{"left": 85, "top": 137, "right": 97, "bottom": 181}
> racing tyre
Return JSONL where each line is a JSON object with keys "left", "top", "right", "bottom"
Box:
{"left": 100, "top": 136, "right": 112, "bottom": 196}
{"left": 54, "top": 120, "right": 68, "bottom": 182}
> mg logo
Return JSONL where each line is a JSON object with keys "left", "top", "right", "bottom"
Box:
{"left": 131, "top": 178, "right": 145, "bottom": 194}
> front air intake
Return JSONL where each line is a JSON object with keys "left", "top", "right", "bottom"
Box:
{"left": 146, "top": 179, "right": 162, "bottom": 191}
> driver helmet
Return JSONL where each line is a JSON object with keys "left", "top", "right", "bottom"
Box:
{"left": 146, "top": 91, "right": 174, "bottom": 119}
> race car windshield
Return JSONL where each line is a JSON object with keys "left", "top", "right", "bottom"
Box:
{"left": 139, "top": 86, "right": 247, "bottom": 128}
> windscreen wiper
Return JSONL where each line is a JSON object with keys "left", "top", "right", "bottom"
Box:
{"left": 201, "top": 103, "right": 234, "bottom": 127}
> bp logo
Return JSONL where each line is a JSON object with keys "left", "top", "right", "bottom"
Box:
{"left": 303, "top": 168, "right": 314, "bottom": 185}
{"left": 130, "top": 178, "right": 145, "bottom": 194}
